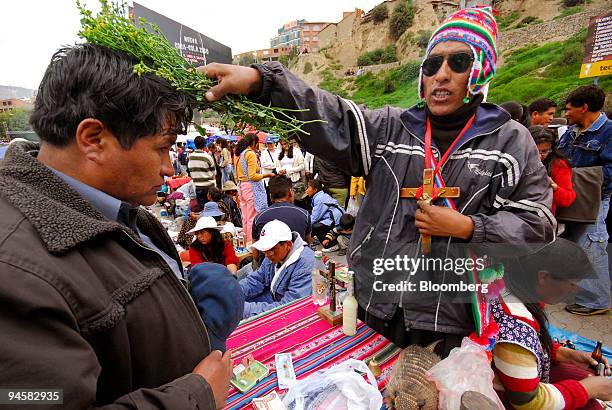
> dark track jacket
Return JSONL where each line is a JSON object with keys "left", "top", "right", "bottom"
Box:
{"left": 253, "top": 62, "right": 555, "bottom": 335}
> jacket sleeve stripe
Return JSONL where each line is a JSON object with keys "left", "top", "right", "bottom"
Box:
{"left": 494, "top": 195, "right": 557, "bottom": 232}
{"left": 375, "top": 142, "right": 425, "bottom": 157}
{"left": 342, "top": 98, "right": 371, "bottom": 175}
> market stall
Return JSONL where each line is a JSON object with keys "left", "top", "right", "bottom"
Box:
{"left": 225, "top": 296, "right": 401, "bottom": 409}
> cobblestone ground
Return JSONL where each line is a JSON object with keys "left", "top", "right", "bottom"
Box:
{"left": 547, "top": 303, "right": 612, "bottom": 347}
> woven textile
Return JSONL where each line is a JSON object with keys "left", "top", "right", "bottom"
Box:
{"left": 226, "top": 297, "right": 401, "bottom": 409}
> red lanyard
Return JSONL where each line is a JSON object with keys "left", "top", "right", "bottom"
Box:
{"left": 425, "top": 114, "right": 476, "bottom": 173}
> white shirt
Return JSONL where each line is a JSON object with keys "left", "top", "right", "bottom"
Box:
{"left": 261, "top": 148, "right": 279, "bottom": 186}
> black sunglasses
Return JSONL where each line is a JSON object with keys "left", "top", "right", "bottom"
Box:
{"left": 422, "top": 52, "right": 474, "bottom": 77}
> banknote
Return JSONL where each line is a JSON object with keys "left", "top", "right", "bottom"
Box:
{"left": 275, "top": 353, "right": 296, "bottom": 389}
{"left": 252, "top": 391, "right": 286, "bottom": 410}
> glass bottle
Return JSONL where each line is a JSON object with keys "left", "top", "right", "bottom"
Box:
{"left": 342, "top": 271, "right": 357, "bottom": 336}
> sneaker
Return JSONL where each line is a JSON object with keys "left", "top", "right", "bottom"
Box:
{"left": 565, "top": 303, "right": 609, "bottom": 316}
{"left": 322, "top": 244, "right": 340, "bottom": 253}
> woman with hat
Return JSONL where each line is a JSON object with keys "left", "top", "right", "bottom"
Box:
{"left": 188, "top": 216, "right": 238, "bottom": 273}
{"left": 201, "top": 200, "right": 227, "bottom": 222}
{"left": 261, "top": 136, "right": 279, "bottom": 187}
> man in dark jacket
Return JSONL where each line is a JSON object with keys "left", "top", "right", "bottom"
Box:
{"left": 199, "top": 7, "right": 554, "bottom": 356}
{"left": 0, "top": 44, "right": 237, "bottom": 408}
{"left": 558, "top": 85, "right": 612, "bottom": 316}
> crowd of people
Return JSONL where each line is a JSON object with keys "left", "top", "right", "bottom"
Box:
{"left": 0, "top": 4, "right": 611, "bottom": 410}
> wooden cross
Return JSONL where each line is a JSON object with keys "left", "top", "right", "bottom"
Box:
{"left": 400, "top": 169, "right": 461, "bottom": 254}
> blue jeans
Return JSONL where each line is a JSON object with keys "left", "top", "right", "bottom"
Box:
{"left": 221, "top": 165, "right": 232, "bottom": 186}
{"left": 565, "top": 197, "right": 610, "bottom": 309}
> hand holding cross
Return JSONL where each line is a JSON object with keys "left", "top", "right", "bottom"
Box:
{"left": 401, "top": 168, "right": 461, "bottom": 254}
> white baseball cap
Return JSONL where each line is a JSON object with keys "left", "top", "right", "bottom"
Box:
{"left": 187, "top": 216, "right": 221, "bottom": 234}
{"left": 220, "top": 222, "right": 237, "bottom": 236}
{"left": 249, "top": 220, "right": 292, "bottom": 252}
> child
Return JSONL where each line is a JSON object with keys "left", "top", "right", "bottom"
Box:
{"left": 321, "top": 214, "right": 355, "bottom": 256}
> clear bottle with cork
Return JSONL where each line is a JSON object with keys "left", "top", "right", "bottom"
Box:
{"left": 342, "top": 270, "right": 357, "bottom": 336}
{"left": 311, "top": 251, "right": 327, "bottom": 306}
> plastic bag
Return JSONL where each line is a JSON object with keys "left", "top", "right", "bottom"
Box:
{"left": 346, "top": 198, "right": 359, "bottom": 216}
{"left": 281, "top": 359, "right": 382, "bottom": 410}
{"left": 425, "top": 337, "right": 503, "bottom": 410}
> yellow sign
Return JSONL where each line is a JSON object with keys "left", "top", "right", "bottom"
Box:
{"left": 580, "top": 60, "right": 612, "bottom": 78}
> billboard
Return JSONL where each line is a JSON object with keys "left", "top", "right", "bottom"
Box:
{"left": 580, "top": 11, "right": 612, "bottom": 79}
{"left": 132, "top": 3, "right": 232, "bottom": 66}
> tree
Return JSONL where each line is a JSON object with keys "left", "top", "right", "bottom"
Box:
{"left": 0, "top": 108, "right": 32, "bottom": 132}
{"left": 238, "top": 54, "right": 256, "bottom": 67}
{"left": 389, "top": 1, "right": 415, "bottom": 41}
{"left": 372, "top": 4, "right": 389, "bottom": 23}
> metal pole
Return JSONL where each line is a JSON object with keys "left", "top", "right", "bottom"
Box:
{"left": 594, "top": 76, "right": 599, "bottom": 86}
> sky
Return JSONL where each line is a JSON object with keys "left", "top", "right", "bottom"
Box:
{"left": 0, "top": 0, "right": 381, "bottom": 90}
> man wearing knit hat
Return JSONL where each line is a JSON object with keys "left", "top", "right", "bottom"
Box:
{"left": 198, "top": 7, "right": 554, "bottom": 356}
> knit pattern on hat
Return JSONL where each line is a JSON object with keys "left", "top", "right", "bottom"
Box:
{"left": 418, "top": 6, "right": 498, "bottom": 104}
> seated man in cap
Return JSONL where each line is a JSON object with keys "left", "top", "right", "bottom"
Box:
{"left": 239, "top": 219, "right": 314, "bottom": 318}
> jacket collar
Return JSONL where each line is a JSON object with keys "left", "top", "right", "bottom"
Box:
{"left": 569, "top": 112, "right": 609, "bottom": 134}
{"left": 400, "top": 102, "right": 511, "bottom": 155}
{"left": 0, "top": 141, "right": 139, "bottom": 254}
{"left": 271, "top": 233, "right": 306, "bottom": 292}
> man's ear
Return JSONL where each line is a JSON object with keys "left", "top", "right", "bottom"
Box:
{"left": 75, "top": 118, "right": 112, "bottom": 164}
{"left": 579, "top": 104, "right": 589, "bottom": 115}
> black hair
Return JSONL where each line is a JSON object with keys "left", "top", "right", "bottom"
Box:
{"left": 207, "top": 186, "right": 223, "bottom": 202}
{"left": 269, "top": 175, "right": 293, "bottom": 200}
{"left": 30, "top": 43, "right": 192, "bottom": 148}
{"left": 566, "top": 85, "right": 605, "bottom": 112}
{"left": 307, "top": 178, "right": 324, "bottom": 192}
{"left": 502, "top": 238, "right": 593, "bottom": 356}
{"left": 278, "top": 139, "right": 294, "bottom": 160}
{"left": 190, "top": 228, "right": 227, "bottom": 265}
{"left": 500, "top": 101, "right": 531, "bottom": 128}
{"left": 216, "top": 138, "right": 228, "bottom": 149}
{"left": 528, "top": 98, "right": 557, "bottom": 115}
{"left": 207, "top": 142, "right": 217, "bottom": 151}
{"left": 194, "top": 135, "right": 206, "bottom": 149}
{"left": 340, "top": 213, "right": 355, "bottom": 230}
{"left": 529, "top": 125, "right": 570, "bottom": 174}
{"left": 235, "top": 133, "right": 259, "bottom": 156}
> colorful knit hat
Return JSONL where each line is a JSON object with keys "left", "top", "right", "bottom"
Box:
{"left": 417, "top": 6, "right": 498, "bottom": 106}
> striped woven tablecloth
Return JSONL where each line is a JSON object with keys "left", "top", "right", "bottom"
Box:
{"left": 226, "top": 296, "right": 401, "bottom": 409}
